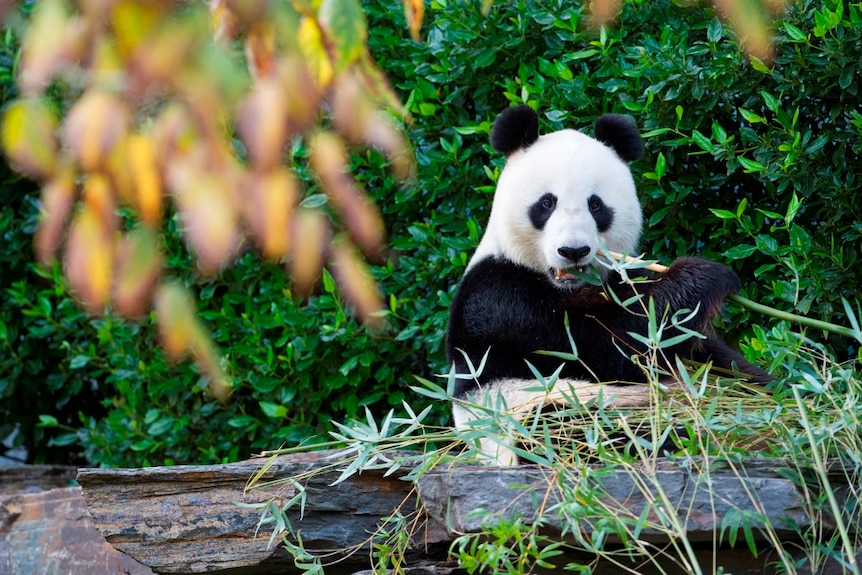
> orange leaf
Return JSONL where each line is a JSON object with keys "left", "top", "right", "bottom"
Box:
{"left": 587, "top": 0, "right": 622, "bottom": 26}
{"left": 332, "top": 73, "right": 414, "bottom": 180}
{"left": 125, "top": 134, "right": 164, "bottom": 228}
{"left": 63, "top": 90, "right": 131, "bottom": 172}
{"left": 245, "top": 168, "right": 298, "bottom": 260}
{"left": 1, "top": 98, "right": 59, "bottom": 179}
{"left": 127, "top": 19, "right": 199, "bottom": 96}
{"left": 82, "top": 173, "right": 119, "bottom": 237}
{"left": 289, "top": 207, "right": 329, "bottom": 296}
{"left": 18, "top": 0, "right": 87, "bottom": 94}
{"left": 149, "top": 103, "right": 199, "bottom": 173}
{"left": 34, "top": 166, "right": 77, "bottom": 265}
{"left": 245, "top": 21, "right": 277, "bottom": 80}
{"left": 209, "top": 0, "right": 238, "bottom": 42}
{"left": 154, "top": 280, "right": 234, "bottom": 402}
{"left": 309, "top": 131, "right": 385, "bottom": 261}
{"left": 237, "top": 78, "right": 288, "bottom": 171}
{"left": 225, "top": 0, "right": 271, "bottom": 28}
{"left": 402, "top": 0, "right": 424, "bottom": 41}
{"left": 154, "top": 281, "right": 200, "bottom": 362}
{"left": 277, "top": 56, "right": 321, "bottom": 137}
{"left": 113, "top": 227, "right": 163, "bottom": 318}
{"left": 168, "top": 161, "right": 241, "bottom": 274}
{"left": 65, "top": 205, "right": 114, "bottom": 315}
{"left": 330, "top": 239, "right": 384, "bottom": 329}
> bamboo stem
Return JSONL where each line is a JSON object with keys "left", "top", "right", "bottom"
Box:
{"left": 604, "top": 251, "right": 861, "bottom": 342}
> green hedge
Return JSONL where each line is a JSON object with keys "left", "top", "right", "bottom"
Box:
{"left": 1, "top": 0, "right": 859, "bottom": 466}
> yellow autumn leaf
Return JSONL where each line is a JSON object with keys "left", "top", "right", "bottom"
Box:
{"left": 402, "top": 0, "right": 424, "bottom": 41}
{"left": 112, "top": 0, "right": 164, "bottom": 58}
{"left": 125, "top": 134, "right": 163, "bottom": 228}
{"left": 82, "top": 173, "right": 119, "bottom": 237}
{"left": 63, "top": 90, "right": 131, "bottom": 172}
{"left": 237, "top": 78, "right": 288, "bottom": 171}
{"left": 330, "top": 239, "right": 385, "bottom": 329}
{"left": 34, "top": 166, "right": 77, "bottom": 265}
{"left": 65, "top": 205, "right": 114, "bottom": 315}
{"left": 18, "top": 0, "right": 86, "bottom": 94}
{"left": 154, "top": 280, "right": 233, "bottom": 402}
{"left": 113, "top": 227, "right": 163, "bottom": 318}
{"left": 1, "top": 98, "right": 59, "bottom": 179}
{"left": 245, "top": 169, "right": 298, "bottom": 261}
{"left": 289, "top": 207, "right": 329, "bottom": 296}
{"left": 245, "top": 21, "right": 277, "bottom": 79}
{"left": 309, "top": 131, "right": 385, "bottom": 262}
{"left": 168, "top": 160, "right": 241, "bottom": 274}
{"left": 297, "top": 16, "right": 333, "bottom": 90}
{"left": 154, "top": 281, "right": 199, "bottom": 362}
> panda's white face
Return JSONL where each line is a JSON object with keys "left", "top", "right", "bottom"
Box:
{"left": 472, "top": 129, "right": 642, "bottom": 288}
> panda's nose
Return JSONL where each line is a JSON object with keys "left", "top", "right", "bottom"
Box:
{"left": 558, "top": 246, "right": 590, "bottom": 262}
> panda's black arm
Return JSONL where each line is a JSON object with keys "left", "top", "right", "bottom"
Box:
{"left": 446, "top": 258, "right": 578, "bottom": 394}
{"left": 640, "top": 257, "right": 741, "bottom": 333}
{"left": 593, "top": 258, "right": 773, "bottom": 383}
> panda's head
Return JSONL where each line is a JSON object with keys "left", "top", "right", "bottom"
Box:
{"left": 471, "top": 105, "right": 643, "bottom": 289}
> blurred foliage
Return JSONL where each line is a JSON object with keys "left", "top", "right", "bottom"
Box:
{"left": 1, "top": 0, "right": 861, "bottom": 466}
{"left": 2, "top": 0, "right": 416, "bottom": 406}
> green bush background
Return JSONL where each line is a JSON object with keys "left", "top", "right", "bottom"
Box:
{"left": 1, "top": 0, "right": 859, "bottom": 466}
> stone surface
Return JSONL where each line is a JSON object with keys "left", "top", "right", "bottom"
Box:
{"left": 77, "top": 451, "right": 443, "bottom": 574}
{"left": 0, "top": 484, "right": 154, "bottom": 575}
{"left": 0, "top": 464, "right": 77, "bottom": 495}
{"left": 416, "top": 458, "right": 815, "bottom": 542}
{"left": 77, "top": 453, "right": 858, "bottom": 575}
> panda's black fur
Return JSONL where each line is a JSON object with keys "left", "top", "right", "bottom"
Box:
{"left": 447, "top": 255, "right": 771, "bottom": 398}
{"left": 446, "top": 106, "right": 771, "bottom": 463}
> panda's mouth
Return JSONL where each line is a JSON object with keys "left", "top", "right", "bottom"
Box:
{"left": 553, "top": 267, "right": 585, "bottom": 283}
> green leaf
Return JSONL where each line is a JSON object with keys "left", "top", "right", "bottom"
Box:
{"left": 761, "top": 91, "right": 779, "bottom": 112}
{"left": 318, "top": 0, "right": 367, "bottom": 72}
{"left": 147, "top": 417, "right": 174, "bottom": 436}
{"left": 737, "top": 156, "right": 765, "bottom": 172}
{"left": 739, "top": 108, "right": 766, "bottom": 124}
{"left": 839, "top": 67, "right": 854, "bottom": 90}
{"left": 38, "top": 415, "right": 59, "bottom": 427}
{"left": 723, "top": 244, "right": 757, "bottom": 260}
{"left": 565, "top": 49, "right": 598, "bottom": 60}
{"left": 782, "top": 22, "right": 808, "bottom": 42}
{"left": 655, "top": 152, "right": 666, "bottom": 179}
{"left": 755, "top": 234, "right": 779, "bottom": 255}
{"left": 691, "top": 129, "right": 714, "bottom": 153}
{"left": 785, "top": 192, "right": 802, "bottom": 224}
{"left": 260, "top": 401, "right": 288, "bottom": 419}
{"left": 709, "top": 208, "right": 736, "bottom": 220}
{"left": 70, "top": 355, "right": 90, "bottom": 369}
{"left": 750, "top": 57, "right": 771, "bottom": 74}
{"left": 50, "top": 433, "right": 79, "bottom": 447}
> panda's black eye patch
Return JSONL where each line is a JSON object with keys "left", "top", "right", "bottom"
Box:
{"left": 588, "top": 194, "right": 614, "bottom": 232}
{"left": 529, "top": 193, "right": 557, "bottom": 230}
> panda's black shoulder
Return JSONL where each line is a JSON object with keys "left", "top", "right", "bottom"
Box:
{"left": 454, "top": 256, "right": 552, "bottom": 301}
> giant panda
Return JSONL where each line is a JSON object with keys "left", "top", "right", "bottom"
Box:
{"left": 446, "top": 105, "right": 771, "bottom": 465}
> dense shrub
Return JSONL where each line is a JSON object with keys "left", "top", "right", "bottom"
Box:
{"left": 1, "top": 0, "right": 859, "bottom": 466}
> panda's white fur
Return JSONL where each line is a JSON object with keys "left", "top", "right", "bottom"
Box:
{"left": 446, "top": 105, "right": 771, "bottom": 466}
{"left": 470, "top": 129, "right": 642, "bottom": 282}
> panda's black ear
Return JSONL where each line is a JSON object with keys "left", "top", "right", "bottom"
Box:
{"left": 595, "top": 114, "right": 643, "bottom": 162}
{"left": 491, "top": 105, "right": 540, "bottom": 156}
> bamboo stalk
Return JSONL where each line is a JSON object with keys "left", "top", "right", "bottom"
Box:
{"left": 605, "top": 251, "right": 862, "bottom": 342}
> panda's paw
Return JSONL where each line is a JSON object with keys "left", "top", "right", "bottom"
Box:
{"left": 664, "top": 257, "right": 741, "bottom": 299}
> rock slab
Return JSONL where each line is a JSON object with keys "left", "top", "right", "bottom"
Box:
{"left": 1, "top": 476, "right": 154, "bottom": 575}
{"left": 77, "top": 451, "right": 442, "bottom": 575}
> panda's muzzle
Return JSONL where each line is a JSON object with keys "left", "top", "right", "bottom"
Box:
{"left": 553, "top": 245, "right": 592, "bottom": 283}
